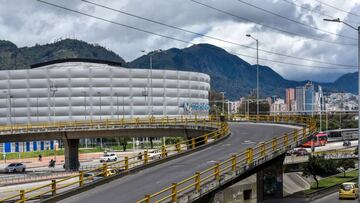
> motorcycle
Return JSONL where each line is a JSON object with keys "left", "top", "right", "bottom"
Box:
{"left": 48, "top": 159, "right": 56, "bottom": 168}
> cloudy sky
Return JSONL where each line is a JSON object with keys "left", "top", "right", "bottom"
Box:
{"left": 1, "top": 0, "right": 360, "bottom": 82}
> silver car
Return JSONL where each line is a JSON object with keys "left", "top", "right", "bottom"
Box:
{"left": 5, "top": 163, "right": 26, "bottom": 173}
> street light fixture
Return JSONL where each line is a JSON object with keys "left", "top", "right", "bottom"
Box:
{"left": 141, "top": 49, "right": 162, "bottom": 117}
{"left": 50, "top": 83, "right": 58, "bottom": 123}
{"left": 246, "top": 34, "right": 259, "bottom": 117}
{"left": 323, "top": 17, "right": 360, "bottom": 192}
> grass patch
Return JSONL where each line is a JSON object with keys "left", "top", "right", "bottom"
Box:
{"left": 303, "top": 170, "right": 358, "bottom": 194}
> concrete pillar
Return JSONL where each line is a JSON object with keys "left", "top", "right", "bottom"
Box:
{"left": 63, "top": 138, "right": 79, "bottom": 171}
{"left": 257, "top": 155, "right": 285, "bottom": 201}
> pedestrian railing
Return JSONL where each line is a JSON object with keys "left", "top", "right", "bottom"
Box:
{"left": 0, "top": 116, "right": 228, "bottom": 203}
{"left": 136, "top": 115, "right": 316, "bottom": 203}
{"left": 0, "top": 115, "right": 220, "bottom": 135}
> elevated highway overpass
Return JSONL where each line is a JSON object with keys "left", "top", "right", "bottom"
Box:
{"left": 55, "top": 117, "right": 315, "bottom": 203}
{"left": 0, "top": 115, "right": 316, "bottom": 202}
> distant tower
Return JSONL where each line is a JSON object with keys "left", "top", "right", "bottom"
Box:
{"left": 295, "top": 87, "right": 305, "bottom": 112}
{"left": 285, "top": 88, "right": 295, "bottom": 111}
{"left": 304, "top": 81, "right": 314, "bottom": 113}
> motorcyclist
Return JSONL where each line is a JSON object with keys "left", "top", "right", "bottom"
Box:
{"left": 48, "top": 159, "right": 56, "bottom": 168}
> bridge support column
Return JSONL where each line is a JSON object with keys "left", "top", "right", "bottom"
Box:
{"left": 256, "top": 155, "right": 285, "bottom": 201}
{"left": 63, "top": 138, "right": 80, "bottom": 171}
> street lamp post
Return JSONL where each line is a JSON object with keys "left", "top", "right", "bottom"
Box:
{"left": 97, "top": 92, "right": 102, "bottom": 120}
{"left": 97, "top": 92, "right": 103, "bottom": 148}
{"left": 36, "top": 97, "right": 39, "bottom": 123}
{"left": 122, "top": 96, "right": 125, "bottom": 119}
{"left": 323, "top": 18, "right": 360, "bottom": 195}
{"left": 115, "top": 93, "right": 119, "bottom": 120}
{"left": 141, "top": 49, "right": 162, "bottom": 117}
{"left": 50, "top": 83, "right": 57, "bottom": 123}
{"left": 246, "top": 34, "right": 259, "bottom": 117}
{"left": 82, "top": 91, "right": 88, "bottom": 148}
{"left": 82, "top": 91, "right": 87, "bottom": 121}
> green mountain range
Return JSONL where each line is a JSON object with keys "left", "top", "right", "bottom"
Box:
{"left": 0, "top": 39, "right": 356, "bottom": 100}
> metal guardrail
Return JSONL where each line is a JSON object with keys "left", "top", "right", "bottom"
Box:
{"left": 0, "top": 116, "right": 227, "bottom": 203}
{"left": 0, "top": 115, "right": 217, "bottom": 135}
{"left": 0, "top": 172, "right": 77, "bottom": 186}
{"left": 136, "top": 115, "right": 316, "bottom": 203}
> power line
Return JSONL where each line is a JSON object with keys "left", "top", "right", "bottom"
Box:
{"left": 238, "top": 52, "right": 355, "bottom": 70}
{"left": 236, "top": 0, "right": 356, "bottom": 40}
{"left": 36, "top": 0, "right": 355, "bottom": 71}
{"left": 190, "top": 0, "right": 356, "bottom": 46}
{"left": 314, "top": 0, "right": 360, "bottom": 18}
{"left": 82, "top": 0, "right": 357, "bottom": 68}
{"left": 280, "top": 0, "right": 360, "bottom": 25}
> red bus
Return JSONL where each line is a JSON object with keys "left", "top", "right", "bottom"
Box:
{"left": 302, "top": 132, "right": 328, "bottom": 148}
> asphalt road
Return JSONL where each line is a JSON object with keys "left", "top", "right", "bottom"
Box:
{"left": 59, "top": 122, "right": 299, "bottom": 203}
{"left": 312, "top": 192, "right": 357, "bottom": 203}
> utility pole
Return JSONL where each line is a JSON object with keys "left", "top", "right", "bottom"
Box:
{"left": 323, "top": 18, "right": 360, "bottom": 200}
{"left": 246, "top": 34, "right": 259, "bottom": 117}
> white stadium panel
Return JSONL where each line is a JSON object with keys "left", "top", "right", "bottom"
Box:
{"left": 0, "top": 60, "right": 210, "bottom": 124}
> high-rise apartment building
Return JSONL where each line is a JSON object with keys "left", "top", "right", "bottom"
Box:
{"left": 285, "top": 88, "right": 295, "bottom": 111}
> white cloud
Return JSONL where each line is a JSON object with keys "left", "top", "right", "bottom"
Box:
{"left": 0, "top": 0, "right": 360, "bottom": 82}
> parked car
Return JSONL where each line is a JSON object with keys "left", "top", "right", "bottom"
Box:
{"left": 343, "top": 140, "right": 351, "bottom": 147}
{"left": 339, "top": 182, "right": 358, "bottom": 199}
{"left": 100, "top": 152, "right": 118, "bottom": 162}
{"left": 294, "top": 148, "right": 310, "bottom": 156}
{"left": 5, "top": 163, "right": 26, "bottom": 173}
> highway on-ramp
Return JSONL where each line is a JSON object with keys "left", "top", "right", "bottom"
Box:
{"left": 59, "top": 122, "right": 299, "bottom": 203}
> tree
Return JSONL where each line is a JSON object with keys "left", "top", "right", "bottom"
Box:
{"left": 303, "top": 156, "right": 338, "bottom": 188}
{"left": 117, "top": 137, "right": 131, "bottom": 152}
{"left": 336, "top": 159, "right": 355, "bottom": 177}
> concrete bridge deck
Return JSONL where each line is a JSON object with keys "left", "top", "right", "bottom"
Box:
{"left": 58, "top": 122, "right": 299, "bottom": 203}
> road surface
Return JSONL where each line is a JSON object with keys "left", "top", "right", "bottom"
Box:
{"left": 60, "top": 122, "right": 299, "bottom": 203}
{"left": 312, "top": 191, "right": 357, "bottom": 203}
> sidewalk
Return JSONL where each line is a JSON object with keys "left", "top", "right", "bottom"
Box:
{"left": 0, "top": 152, "right": 104, "bottom": 169}
{"left": 0, "top": 150, "right": 143, "bottom": 169}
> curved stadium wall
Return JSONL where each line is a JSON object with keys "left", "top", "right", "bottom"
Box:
{"left": 0, "top": 60, "right": 210, "bottom": 125}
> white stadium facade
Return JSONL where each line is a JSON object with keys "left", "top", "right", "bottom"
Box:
{"left": 0, "top": 58, "right": 211, "bottom": 125}
{"left": 0, "top": 58, "right": 211, "bottom": 153}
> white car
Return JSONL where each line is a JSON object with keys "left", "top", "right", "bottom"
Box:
{"left": 100, "top": 153, "right": 118, "bottom": 162}
{"left": 148, "top": 150, "right": 162, "bottom": 160}
{"left": 5, "top": 163, "right": 26, "bottom": 173}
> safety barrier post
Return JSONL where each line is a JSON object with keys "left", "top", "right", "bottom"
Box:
{"left": 171, "top": 183, "right": 177, "bottom": 202}
{"left": 19, "top": 190, "right": 25, "bottom": 203}
{"left": 144, "top": 195, "right": 151, "bottom": 203}
{"left": 51, "top": 179, "right": 57, "bottom": 196}
{"left": 176, "top": 142, "right": 181, "bottom": 153}
{"left": 79, "top": 171, "right": 84, "bottom": 187}
{"left": 125, "top": 157, "right": 129, "bottom": 170}
{"left": 260, "top": 143, "right": 266, "bottom": 157}
{"left": 166, "top": 116, "right": 169, "bottom": 123}
{"left": 246, "top": 148, "right": 253, "bottom": 164}
{"left": 191, "top": 138, "right": 196, "bottom": 149}
{"left": 144, "top": 150, "right": 148, "bottom": 164}
{"left": 293, "top": 129, "right": 298, "bottom": 143}
{"left": 204, "top": 134, "right": 208, "bottom": 145}
{"left": 161, "top": 146, "right": 167, "bottom": 158}
{"left": 215, "top": 163, "right": 220, "bottom": 181}
{"left": 195, "top": 171, "right": 201, "bottom": 191}
{"left": 195, "top": 114, "right": 198, "bottom": 126}
{"left": 284, "top": 133, "right": 288, "bottom": 147}
{"left": 271, "top": 137, "right": 277, "bottom": 151}
{"left": 231, "top": 155, "right": 237, "bottom": 172}
{"left": 103, "top": 163, "right": 108, "bottom": 177}
{"left": 302, "top": 126, "right": 306, "bottom": 138}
